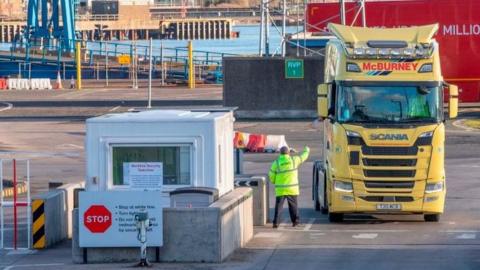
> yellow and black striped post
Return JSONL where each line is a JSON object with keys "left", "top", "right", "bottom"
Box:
{"left": 32, "top": 199, "right": 45, "bottom": 249}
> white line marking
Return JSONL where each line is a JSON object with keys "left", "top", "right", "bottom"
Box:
{"left": 352, "top": 233, "right": 378, "bottom": 239}
{"left": 455, "top": 233, "right": 476, "bottom": 240}
{"left": 0, "top": 102, "right": 13, "bottom": 112}
{"left": 309, "top": 232, "right": 325, "bottom": 238}
{"left": 3, "top": 263, "right": 64, "bottom": 270}
{"left": 109, "top": 106, "right": 121, "bottom": 112}
{"left": 6, "top": 250, "right": 36, "bottom": 256}
{"left": 303, "top": 218, "right": 315, "bottom": 231}
{"left": 56, "top": 143, "right": 83, "bottom": 150}
{"left": 277, "top": 244, "right": 480, "bottom": 250}
{"left": 255, "top": 232, "right": 282, "bottom": 238}
{"left": 441, "top": 230, "right": 480, "bottom": 233}
{"left": 452, "top": 119, "right": 480, "bottom": 132}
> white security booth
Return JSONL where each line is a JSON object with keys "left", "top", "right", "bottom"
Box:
{"left": 78, "top": 109, "right": 235, "bottom": 248}
{"left": 85, "top": 109, "right": 235, "bottom": 196}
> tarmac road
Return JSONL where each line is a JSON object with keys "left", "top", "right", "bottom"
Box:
{"left": 0, "top": 109, "right": 479, "bottom": 269}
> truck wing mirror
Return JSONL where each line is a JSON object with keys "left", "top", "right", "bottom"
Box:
{"left": 317, "top": 84, "right": 329, "bottom": 119}
{"left": 448, "top": 84, "right": 458, "bottom": 119}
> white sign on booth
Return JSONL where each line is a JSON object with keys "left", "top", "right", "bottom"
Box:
{"left": 79, "top": 191, "right": 163, "bottom": 247}
{"left": 123, "top": 162, "right": 163, "bottom": 189}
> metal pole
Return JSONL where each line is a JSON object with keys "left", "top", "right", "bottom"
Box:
{"left": 13, "top": 159, "right": 17, "bottom": 250}
{"left": 361, "top": 0, "right": 367, "bottom": 27}
{"left": 188, "top": 41, "right": 195, "bottom": 89}
{"left": 132, "top": 41, "right": 138, "bottom": 89}
{"left": 18, "top": 62, "right": 21, "bottom": 78}
{"left": 340, "top": 0, "right": 346, "bottom": 25}
{"left": 265, "top": 0, "right": 270, "bottom": 56}
{"left": 0, "top": 160, "right": 3, "bottom": 249}
{"left": 26, "top": 160, "right": 31, "bottom": 249}
{"left": 76, "top": 42, "right": 82, "bottom": 90}
{"left": 303, "top": 0, "right": 307, "bottom": 56}
{"left": 282, "top": 0, "right": 287, "bottom": 57}
{"left": 296, "top": 0, "right": 300, "bottom": 57}
{"left": 160, "top": 41, "right": 165, "bottom": 86}
{"left": 148, "top": 38, "right": 152, "bottom": 109}
{"left": 28, "top": 63, "right": 31, "bottom": 80}
{"left": 105, "top": 42, "right": 109, "bottom": 86}
{"left": 259, "top": 0, "right": 265, "bottom": 56}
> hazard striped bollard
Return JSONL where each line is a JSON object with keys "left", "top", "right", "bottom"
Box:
{"left": 32, "top": 199, "right": 46, "bottom": 249}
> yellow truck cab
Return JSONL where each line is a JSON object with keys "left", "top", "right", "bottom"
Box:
{"left": 313, "top": 23, "right": 459, "bottom": 222}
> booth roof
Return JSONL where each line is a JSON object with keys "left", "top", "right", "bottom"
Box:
{"left": 86, "top": 109, "right": 231, "bottom": 123}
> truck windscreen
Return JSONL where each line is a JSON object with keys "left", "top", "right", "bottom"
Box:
{"left": 337, "top": 85, "right": 441, "bottom": 124}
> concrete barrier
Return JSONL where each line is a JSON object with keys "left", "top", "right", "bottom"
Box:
{"left": 235, "top": 176, "right": 268, "bottom": 226}
{"left": 223, "top": 56, "right": 325, "bottom": 119}
{"left": 7, "top": 78, "right": 52, "bottom": 90}
{"left": 57, "top": 182, "right": 85, "bottom": 238}
{"left": 31, "top": 190, "right": 67, "bottom": 248}
{"left": 72, "top": 187, "right": 253, "bottom": 263}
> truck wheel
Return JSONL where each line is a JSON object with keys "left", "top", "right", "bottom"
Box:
{"left": 313, "top": 167, "right": 321, "bottom": 211}
{"left": 328, "top": 213, "right": 344, "bottom": 223}
{"left": 424, "top": 214, "right": 440, "bottom": 222}
{"left": 320, "top": 175, "right": 328, "bottom": 215}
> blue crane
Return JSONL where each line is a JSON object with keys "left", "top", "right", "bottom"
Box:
{"left": 26, "top": 0, "right": 76, "bottom": 51}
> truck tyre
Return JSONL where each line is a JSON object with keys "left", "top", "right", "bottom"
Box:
{"left": 328, "top": 213, "right": 343, "bottom": 223}
{"left": 313, "top": 165, "right": 321, "bottom": 211}
{"left": 320, "top": 175, "right": 328, "bottom": 215}
{"left": 424, "top": 214, "right": 440, "bottom": 222}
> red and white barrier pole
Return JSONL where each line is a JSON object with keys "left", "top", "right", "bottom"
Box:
{"left": 13, "top": 158, "right": 17, "bottom": 250}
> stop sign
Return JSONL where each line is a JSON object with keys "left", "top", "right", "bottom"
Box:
{"left": 84, "top": 205, "right": 112, "bottom": 233}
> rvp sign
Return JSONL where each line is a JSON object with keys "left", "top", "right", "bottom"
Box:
{"left": 84, "top": 205, "right": 112, "bottom": 233}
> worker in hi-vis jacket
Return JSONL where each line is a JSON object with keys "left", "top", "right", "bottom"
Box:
{"left": 269, "top": 146, "right": 310, "bottom": 228}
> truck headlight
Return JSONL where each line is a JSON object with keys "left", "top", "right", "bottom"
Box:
{"left": 418, "top": 63, "right": 433, "bottom": 73}
{"left": 346, "top": 130, "right": 361, "bottom": 137}
{"left": 334, "top": 180, "right": 353, "bottom": 193}
{"left": 419, "top": 131, "right": 433, "bottom": 138}
{"left": 425, "top": 182, "right": 444, "bottom": 193}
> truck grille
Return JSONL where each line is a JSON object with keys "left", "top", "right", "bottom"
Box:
{"left": 362, "top": 158, "right": 417, "bottom": 167}
{"left": 360, "top": 196, "right": 414, "bottom": 202}
{"left": 364, "top": 181, "right": 415, "bottom": 189}
{"left": 361, "top": 146, "right": 418, "bottom": 156}
{"left": 364, "top": 170, "right": 416, "bottom": 178}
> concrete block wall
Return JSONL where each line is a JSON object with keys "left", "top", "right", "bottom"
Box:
{"left": 235, "top": 175, "right": 268, "bottom": 226}
{"left": 223, "top": 56, "right": 325, "bottom": 119}
{"left": 32, "top": 190, "right": 67, "bottom": 248}
{"left": 57, "top": 182, "right": 85, "bottom": 239}
{"left": 72, "top": 187, "right": 253, "bottom": 263}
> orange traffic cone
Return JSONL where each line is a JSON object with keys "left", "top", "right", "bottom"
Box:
{"left": 54, "top": 71, "right": 63, "bottom": 90}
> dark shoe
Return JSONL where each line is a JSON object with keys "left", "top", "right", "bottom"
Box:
{"left": 292, "top": 222, "right": 302, "bottom": 227}
{"left": 273, "top": 224, "right": 279, "bottom": 229}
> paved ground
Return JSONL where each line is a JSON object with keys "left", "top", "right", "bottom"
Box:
{"left": 0, "top": 106, "right": 479, "bottom": 269}
{"left": 0, "top": 83, "right": 222, "bottom": 102}
{"left": 0, "top": 85, "right": 479, "bottom": 269}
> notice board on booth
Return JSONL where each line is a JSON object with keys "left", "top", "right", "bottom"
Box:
{"left": 79, "top": 191, "right": 163, "bottom": 247}
{"left": 123, "top": 162, "right": 163, "bottom": 189}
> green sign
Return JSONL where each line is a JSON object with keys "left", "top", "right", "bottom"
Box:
{"left": 285, "top": 59, "right": 304, "bottom": 79}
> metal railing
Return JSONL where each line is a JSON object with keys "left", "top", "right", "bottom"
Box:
{"left": 0, "top": 38, "right": 234, "bottom": 84}
{"left": 75, "top": 14, "right": 119, "bottom": 21}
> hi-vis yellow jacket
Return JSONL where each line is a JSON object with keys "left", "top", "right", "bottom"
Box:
{"left": 269, "top": 147, "right": 310, "bottom": 196}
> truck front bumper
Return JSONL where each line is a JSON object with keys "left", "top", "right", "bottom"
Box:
{"left": 329, "top": 183, "right": 445, "bottom": 214}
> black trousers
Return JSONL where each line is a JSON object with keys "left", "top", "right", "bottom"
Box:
{"left": 273, "top": 195, "right": 300, "bottom": 225}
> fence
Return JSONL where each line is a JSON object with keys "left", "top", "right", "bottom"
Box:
{"left": 0, "top": 39, "right": 234, "bottom": 84}
{"left": 0, "top": 159, "right": 31, "bottom": 250}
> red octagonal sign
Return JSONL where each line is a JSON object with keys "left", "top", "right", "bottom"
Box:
{"left": 84, "top": 205, "right": 112, "bottom": 233}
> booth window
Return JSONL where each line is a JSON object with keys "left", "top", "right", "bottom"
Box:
{"left": 112, "top": 145, "right": 191, "bottom": 186}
